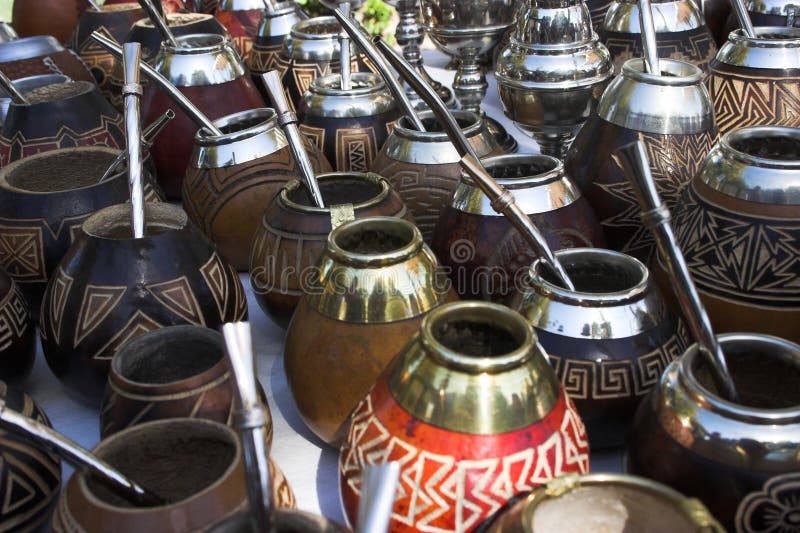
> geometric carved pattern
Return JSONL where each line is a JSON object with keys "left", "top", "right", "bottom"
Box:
{"left": 0, "top": 226, "right": 46, "bottom": 282}
{"left": 336, "top": 128, "right": 377, "bottom": 172}
{"left": 0, "top": 288, "right": 28, "bottom": 352}
{"left": 735, "top": 472, "right": 800, "bottom": 533}
{"left": 146, "top": 276, "right": 205, "bottom": 326}
{"left": 340, "top": 387, "right": 590, "bottom": 533}
{"left": 604, "top": 130, "right": 718, "bottom": 262}
{"left": 47, "top": 269, "right": 73, "bottom": 342}
{"left": 92, "top": 310, "right": 163, "bottom": 361}
{"left": 709, "top": 67, "right": 800, "bottom": 134}
{"left": 299, "top": 123, "right": 325, "bottom": 152}
{"left": 74, "top": 285, "right": 126, "bottom": 346}
{"left": 0, "top": 113, "right": 124, "bottom": 167}
{"left": 201, "top": 252, "right": 230, "bottom": 318}
{"left": 248, "top": 42, "right": 284, "bottom": 74}
{"left": 549, "top": 320, "right": 689, "bottom": 401}
{"left": 602, "top": 27, "right": 717, "bottom": 74}
{"left": 673, "top": 184, "right": 800, "bottom": 307}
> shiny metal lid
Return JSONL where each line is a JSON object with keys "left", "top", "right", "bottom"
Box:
{"left": 382, "top": 109, "right": 496, "bottom": 164}
{"left": 518, "top": 247, "right": 669, "bottom": 339}
{"left": 257, "top": 1, "right": 301, "bottom": 38}
{"left": 598, "top": 58, "right": 714, "bottom": 134}
{"left": 192, "top": 108, "right": 287, "bottom": 169}
{"left": 218, "top": 0, "right": 266, "bottom": 9}
{"left": 154, "top": 33, "right": 246, "bottom": 86}
{"left": 453, "top": 154, "right": 583, "bottom": 215}
{"left": 698, "top": 126, "right": 800, "bottom": 204}
{"left": 301, "top": 72, "right": 395, "bottom": 118}
{"left": 0, "top": 35, "right": 63, "bottom": 63}
{"left": 715, "top": 27, "right": 800, "bottom": 69}
{"left": 603, "top": 0, "right": 705, "bottom": 33}
{"left": 285, "top": 16, "right": 355, "bottom": 62}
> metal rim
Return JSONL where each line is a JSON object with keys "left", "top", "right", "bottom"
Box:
{"left": 727, "top": 26, "right": 800, "bottom": 47}
{"left": 164, "top": 33, "right": 229, "bottom": 54}
{"left": 621, "top": 58, "right": 703, "bottom": 86}
{"left": 327, "top": 216, "right": 422, "bottom": 267}
{"left": 195, "top": 108, "right": 279, "bottom": 145}
{"left": 308, "top": 72, "right": 386, "bottom": 97}
{"left": 719, "top": 125, "right": 800, "bottom": 170}
{"left": 280, "top": 172, "right": 390, "bottom": 214}
{"left": 420, "top": 301, "right": 534, "bottom": 374}
{"left": 463, "top": 153, "right": 564, "bottom": 189}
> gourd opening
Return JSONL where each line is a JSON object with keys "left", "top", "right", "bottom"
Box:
{"left": 115, "top": 328, "right": 222, "bottom": 385}
{"left": 83, "top": 204, "right": 185, "bottom": 239}
{"left": 5, "top": 150, "right": 117, "bottom": 192}
{"left": 728, "top": 132, "right": 800, "bottom": 161}
{"left": 540, "top": 250, "right": 644, "bottom": 294}
{"left": 21, "top": 81, "right": 92, "bottom": 104}
{"left": 86, "top": 421, "right": 237, "bottom": 508}
{"left": 433, "top": 320, "right": 521, "bottom": 357}
{"left": 287, "top": 176, "right": 382, "bottom": 207}
{"left": 337, "top": 226, "right": 411, "bottom": 254}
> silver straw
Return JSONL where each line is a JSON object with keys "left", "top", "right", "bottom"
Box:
{"left": 86, "top": 0, "right": 103, "bottom": 10}
{"left": 356, "top": 463, "right": 400, "bottom": 533}
{"left": 261, "top": 70, "right": 326, "bottom": 208}
{"left": 332, "top": 7, "right": 425, "bottom": 131}
{"left": 614, "top": 140, "right": 739, "bottom": 402}
{"left": 730, "top": 0, "right": 756, "bottom": 38}
{"left": 339, "top": 3, "right": 352, "bottom": 91}
{"left": 100, "top": 109, "right": 176, "bottom": 182}
{"left": 0, "top": 70, "right": 28, "bottom": 105}
{"left": 123, "top": 42, "right": 146, "bottom": 239}
{"left": 638, "top": 0, "right": 661, "bottom": 76}
{"left": 0, "top": 399, "right": 164, "bottom": 507}
{"left": 222, "top": 322, "right": 273, "bottom": 533}
{"left": 374, "top": 36, "right": 575, "bottom": 291}
{"left": 138, "top": 0, "right": 180, "bottom": 48}
{"left": 90, "top": 31, "right": 223, "bottom": 136}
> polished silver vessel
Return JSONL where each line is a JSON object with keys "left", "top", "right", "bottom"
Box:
{"left": 154, "top": 33, "right": 246, "bottom": 86}
{"left": 301, "top": 73, "right": 394, "bottom": 120}
{"left": 495, "top": 0, "right": 613, "bottom": 158}
{"left": 597, "top": 58, "right": 714, "bottom": 135}
{"left": 627, "top": 333, "right": 800, "bottom": 530}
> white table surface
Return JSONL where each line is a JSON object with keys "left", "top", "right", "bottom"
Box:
{"left": 21, "top": 54, "right": 623, "bottom": 527}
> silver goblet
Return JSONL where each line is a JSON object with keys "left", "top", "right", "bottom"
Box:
{"left": 420, "top": 0, "right": 518, "bottom": 152}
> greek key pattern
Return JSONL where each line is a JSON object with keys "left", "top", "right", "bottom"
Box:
{"left": 341, "top": 395, "right": 589, "bottom": 533}
{"left": 0, "top": 287, "right": 28, "bottom": 352}
{"left": 709, "top": 67, "right": 800, "bottom": 134}
{"left": 377, "top": 159, "right": 462, "bottom": 243}
{"left": 0, "top": 113, "right": 124, "bottom": 166}
{"left": 735, "top": 472, "right": 800, "bottom": 533}
{"left": 549, "top": 321, "right": 689, "bottom": 401}
{"left": 673, "top": 184, "right": 800, "bottom": 306}
{"left": 602, "top": 28, "right": 717, "bottom": 74}
{"left": 603, "top": 130, "right": 717, "bottom": 262}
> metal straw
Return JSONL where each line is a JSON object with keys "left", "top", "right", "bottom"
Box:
{"left": 730, "top": 0, "right": 756, "bottom": 38}
{"left": 222, "top": 322, "right": 273, "bottom": 533}
{"left": 123, "top": 43, "right": 146, "bottom": 239}
{"left": 90, "top": 31, "right": 224, "bottom": 136}
{"left": 356, "top": 463, "right": 400, "bottom": 533}
{"left": 339, "top": 3, "right": 352, "bottom": 91}
{"left": 138, "top": 0, "right": 179, "bottom": 48}
{"left": 638, "top": 0, "right": 661, "bottom": 76}
{"left": 374, "top": 37, "right": 575, "bottom": 291}
{"left": 332, "top": 7, "right": 425, "bottom": 132}
{"left": 86, "top": 0, "right": 103, "bottom": 10}
{"left": 100, "top": 109, "right": 176, "bottom": 182}
{"left": 261, "top": 71, "right": 326, "bottom": 208}
{"left": 0, "top": 70, "right": 28, "bottom": 105}
{"left": 0, "top": 399, "right": 164, "bottom": 507}
{"left": 614, "top": 140, "right": 739, "bottom": 402}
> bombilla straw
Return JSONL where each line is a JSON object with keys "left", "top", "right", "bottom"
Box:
{"left": 222, "top": 322, "right": 273, "bottom": 533}
{"left": 356, "top": 463, "right": 400, "bottom": 533}
{"left": 0, "top": 399, "right": 164, "bottom": 507}
{"left": 614, "top": 140, "right": 739, "bottom": 403}
{"left": 338, "top": 3, "right": 352, "bottom": 91}
{"left": 638, "top": 0, "right": 661, "bottom": 76}
{"left": 332, "top": 7, "right": 425, "bottom": 132}
{"left": 0, "top": 70, "right": 28, "bottom": 105}
{"left": 374, "top": 36, "right": 576, "bottom": 291}
{"left": 123, "top": 42, "right": 146, "bottom": 239}
{"left": 730, "top": 0, "right": 756, "bottom": 38}
{"left": 261, "top": 70, "right": 326, "bottom": 208}
{"left": 85, "top": 0, "right": 103, "bottom": 10}
{"left": 90, "top": 31, "right": 224, "bottom": 136}
{"left": 100, "top": 109, "right": 176, "bottom": 182}
{"left": 138, "top": 0, "right": 179, "bottom": 48}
